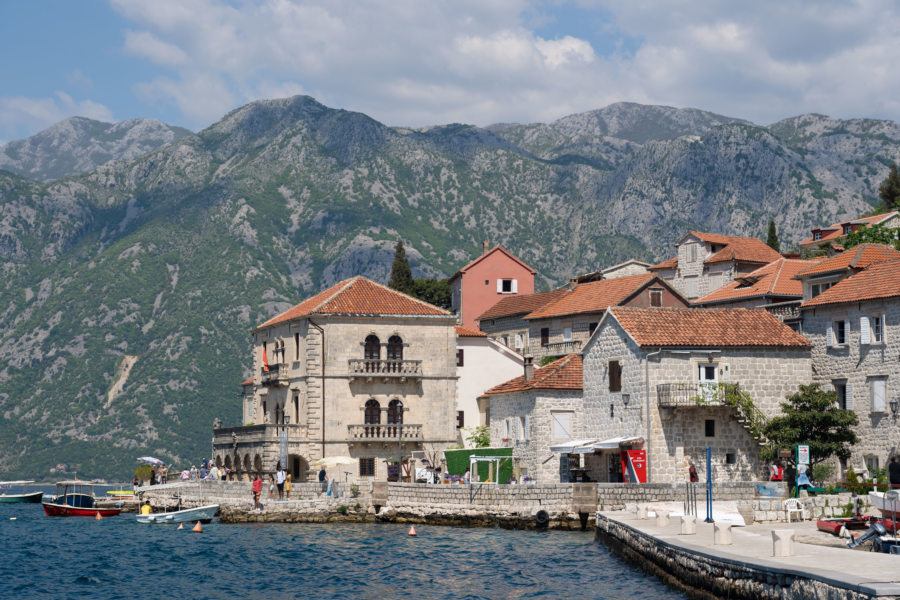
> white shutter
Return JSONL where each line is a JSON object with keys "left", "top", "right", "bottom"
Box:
{"left": 512, "top": 279, "right": 518, "bottom": 293}
{"left": 846, "top": 383, "right": 853, "bottom": 410}
{"left": 524, "top": 415, "right": 530, "bottom": 441}
{"left": 497, "top": 279, "right": 503, "bottom": 293}
{"left": 844, "top": 320, "right": 851, "bottom": 344}
{"left": 872, "top": 379, "right": 886, "bottom": 413}
{"left": 826, "top": 324, "right": 834, "bottom": 347}
{"left": 883, "top": 313, "right": 888, "bottom": 344}
{"left": 860, "top": 316, "right": 870, "bottom": 345}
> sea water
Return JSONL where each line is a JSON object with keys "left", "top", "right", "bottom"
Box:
{"left": 2, "top": 503, "right": 686, "bottom": 599}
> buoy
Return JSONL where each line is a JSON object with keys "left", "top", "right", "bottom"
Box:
{"left": 95, "top": 511, "right": 103, "bottom": 521}
{"left": 9, "top": 517, "right": 16, "bottom": 521}
{"left": 408, "top": 525, "right": 417, "bottom": 536}
{"left": 177, "top": 522, "right": 184, "bottom": 530}
{"left": 192, "top": 521, "right": 203, "bottom": 533}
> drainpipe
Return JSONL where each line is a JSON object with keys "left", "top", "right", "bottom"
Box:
{"left": 309, "top": 319, "right": 326, "bottom": 459}
{"left": 644, "top": 347, "right": 662, "bottom": 483}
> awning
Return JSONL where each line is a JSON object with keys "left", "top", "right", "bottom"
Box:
{"left": 549, "top": 439, "right": 599, "bottom": 454}
{"left": 592, "top": 436, "right": 644, "bottom": 450}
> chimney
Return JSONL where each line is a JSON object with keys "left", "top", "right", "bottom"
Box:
{"left": 523, "top": 356, "right": 534, "bottom": 381}
{"left": 482, "top": 240, "right": 489, "bottom": 255}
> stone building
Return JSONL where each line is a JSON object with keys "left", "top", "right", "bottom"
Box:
{"left": 800, "top": 255, "right": 900, "bottom": 476}
{"left": 476, "top": 288, "right": 569, "bottom": 354}
{"left": 580, "top": 307, "right": 812, "bottom": 484}
{"left": 798, "top": 210, "right": 900, "bottom": 256}
{"left": 212, "top": 276, "right": 458, "bottom": 483}
{"left": 649, "top": 231, "right": 783, "bottom": 302}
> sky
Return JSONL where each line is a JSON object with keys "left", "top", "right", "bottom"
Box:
{"left": 2, "top": 0, "right": 900, "bottom": 143}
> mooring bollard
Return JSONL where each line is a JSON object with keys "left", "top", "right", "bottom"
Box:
{"left": 714, "top": 522, "right": 733, "bottom": 545}
{"left": 772, "top": 529, "right": 795, "bottom": 557}
{"left": 655, "top": 510, "right": 670, "bottom": 527}
{"left": 636, "top": 504, "right": 648, "bottom": 520}
{"left": 680, "top": 514, "right": 696, "bottom": 535}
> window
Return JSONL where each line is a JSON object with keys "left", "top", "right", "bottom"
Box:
{"left": 833, "top": 380, "right": 848, "bottom": 410}
{"left": 870, "top": 378, "right": 887, "bottom": 413}
{"left": 524, "top": 416, "right": 530, "bottom": 441}
{"left": 387, "top": 399, "right": 404, "bottom": 424}
{"left": 725, "top": 452, "right": 736, "bottom": 465}
{"left": 540, "top": 327, "right": 550, "bottom": 347}
{"left": 295, "top": 332, "right": 300, "bottom": 360}
{"left": 684, "top": 276, "right": 698, "bottom": 298}
{"left": 387, "top": 335, "right": 403, "bottom": 361}
{"left": 498, "top": 279, "right": 517, "bottom": 294}
{"left": 843, "top": 224, "right": 853, "bottom": 234}
{"left": 552, "top": 412, "right": 572, "bottom": 439}
{"left": 811, "top": 282, "right": 833, "bottom": 298}
{"left": 364, "top": 399, "right": 381, "bottom": 425}
{"left": 865, "top": 315, "right": 885, "bottom": 344}
{"left": 456, "top": 349, "right": 464, "bottom": 367}
{"left": 866, "top": 455, "right": 880, "bottom": 472}
{"left": 563, "top": 325, "right": 572, "bottom": 342}
{"left": 457, "top": 410, "right": 464, "bottom": 429}
{"left": 649, "top": 289, "right": 662, "bottom": 307}
{"left": 517, "top": 416, "right": 526, "bottom": 441}
{"left": 359, "top": 457, "right": 375, "bottom": 477}
{"left": 705, "top": 419, "right": 715, "bottom": 437}
{"left": 873, "top": 315, "right": 884, "bottom": 344}
{"left": 813, "top": 231, "right": 822, "bottom": 240}
{"left": 689, "top": 243, "right": 698, "bottom": 262}
{"left": 514, "top": 333, "right": 524, "bottom": 351}
{"left": 609, "top": 361, "right": 622, "bottom": 392}
{"left": 364, "top": 335, "right": 380, "bottom": 360}
{"left": 827, "top": 320, "right": 848, "bottom": 346}
{"left": 588, "top": 322, "right": 598, "bottom": 335}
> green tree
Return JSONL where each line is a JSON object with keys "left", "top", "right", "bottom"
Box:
{"left": 761, "top": 384, "right": 858, "bottom": 476}
{"left": 878, "top": 162, "right": 900, "bottom": 212}
{"left": 388, "top": 240, "right": 413, "bottom": 295}
{"left": 465, "top": 425, "right": 490, "bottom": 448}
{"left": 766, "top": 219, "right": 780, "bottom": 252}
{"left": 842, "top": 223, "right": 900, "bottom": 250}
{"left": 410, "top": 277, "right": 452, "bottom": 309}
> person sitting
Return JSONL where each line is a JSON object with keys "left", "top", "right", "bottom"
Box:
{"left": 140, "top": 501, "right": 152, "bottom": 515}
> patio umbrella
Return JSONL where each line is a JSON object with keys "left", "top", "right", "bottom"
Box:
{"left": 136, "top": 456, "right": 165, "bottom": 466}
{"left": 310, "top": 456, "right": 355, "bottom": 468}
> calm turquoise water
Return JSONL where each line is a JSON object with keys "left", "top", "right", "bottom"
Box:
{"left": 2, "top": 502, "right": 686, "bottom": 600}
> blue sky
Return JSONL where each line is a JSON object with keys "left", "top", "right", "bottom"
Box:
{"left": 2, "top": 1, "right": 900, "bottom": 142}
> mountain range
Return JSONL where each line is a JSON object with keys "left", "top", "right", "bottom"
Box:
{"left": 1, "top": 95, "right": 898, "bottom": 480}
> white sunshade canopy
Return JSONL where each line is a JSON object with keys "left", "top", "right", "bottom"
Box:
{"left": 548, "top": 439, "right": 599, "bottom": 454}
{"left": 592, "top": 436, "right": 644, "bottom": 450}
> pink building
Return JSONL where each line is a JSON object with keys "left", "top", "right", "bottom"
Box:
{"left": 449, "top": 244, "right": 536, "bottom": 330}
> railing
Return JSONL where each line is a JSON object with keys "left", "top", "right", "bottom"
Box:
{"left": 212, "top": 423, "right": 309, "bottom": 445}
{"left": 656, "top": 382, "right": 725, "bottom": 407}
{"left": 348, "top": 423, "right": 423, "bottom": 441}
{"left": 260, "top": 363, "right": 288, "bottom": 385}
{"left": 540, "top": 340, "right": 582, "bottom": 354}
{"left": 764, "top": 300, "right": 801, "bottom": 321}
{"left": 348, "top": 359, "right": 423, "bottom": 377}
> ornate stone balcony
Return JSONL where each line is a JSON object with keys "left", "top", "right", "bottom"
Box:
{"left": 656, "top": 382, "right": 725, "bottom": 407}
{"left": 540, "top": 340, "right": 582, "bottom": 355}
{"left": 212, "top": 423, "right": 310, "bottom": 446}
{"left": 260, "top": 363, "right": 289, "bottom": 386}
{"left": 348, "top": 359, "right": 422, "bottom": 381}
{"left": 348, "top": 423, "right": 423, "bottom": 442}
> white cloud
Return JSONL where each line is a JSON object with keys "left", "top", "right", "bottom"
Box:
{"left": 65, "top": 70, "right": 94, "bottom": 91}
{"left": 0, "top": 93, "right": 114, "bottom": 141}
{"left": 124, "top": 30, "right": 188, "bottom": 65}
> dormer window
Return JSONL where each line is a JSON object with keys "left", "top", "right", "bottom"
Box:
{"left": 843, "top": 224, "right": 852, "bottom": 234}
{"left": 813, "top": 231, "right": 822, "bottom": 241}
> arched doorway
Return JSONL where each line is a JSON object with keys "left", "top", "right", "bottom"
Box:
{"left": 290, "top": 454, "right": 309, "bottom": 482}
{"left": 365, "top": 399, "right": 380, "bottom": 437}
{"left": 364, "top": 334, "right": 380, "bottom": 371}
{"left": 388, "top": 399, "right": 403, "bottom": 437}
{"left": 387, "top": 335, "right": 403, "bottom": 372}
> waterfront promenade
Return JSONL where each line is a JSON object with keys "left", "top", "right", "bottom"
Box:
{"left": 598, "top": 510, "right": 900, "bottom": 599}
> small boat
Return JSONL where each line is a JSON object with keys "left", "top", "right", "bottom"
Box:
{"left": 42, "top": 481, "right": 121, "bottom": 517}
{"left": 136, "top": 503, "right": 219, "bottom": 524}
{"left": 816, "top": 516, "right": 874, "bottom": 535}
{"left": 0, "top": 480, "right": 43, "bottom": 504}
{"left": 870, "top": 490, "right": 900, "bottom": 520}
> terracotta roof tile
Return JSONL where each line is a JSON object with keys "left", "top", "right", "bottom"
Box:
{"left": 648, "top": 256, "right": 678, "bottom": 270}
{"left": 525, "top": 274, "right": 656, "bottom": 319}
{"left": 794, "top": 244, "right": 900, "bottom": 278}
{"left": 477, "top": 288, "right": 569, "bottom": 320}
{"left": 455, "top": 325, "right": 487, "bottom": 337}
{"left": 256, "top": 276, "right": 450, "bottom": 330}
{"left": 691, "top": 232, "right": 782, "bottom": 265}
{"left": 609, "top": 307, "right": 811, "bottom": 347}
{"left": 482, "top": 354, "right": 582, "bottom": 395}
{"left": 450, "top": 245, "right": 537, "bottom": 280}
{"left": 695, "top": 258, "right": 820, "bottom": 305}
{"left": 801, "top": 258, "right": 900, "bottom": 307}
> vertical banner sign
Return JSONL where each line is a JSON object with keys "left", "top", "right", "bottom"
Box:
{"left": 796, "top": 445, "right": 810, "bottom": 465}
{"left": 620, "top": 450, "right": 647, "bottom": 483}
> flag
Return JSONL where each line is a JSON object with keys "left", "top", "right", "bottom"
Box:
{"left": 262, "top": 346, "right": 269, "bottom": 371}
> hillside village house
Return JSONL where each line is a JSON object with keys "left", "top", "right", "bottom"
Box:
{"left": 476, "top": 288, "right": 569, "bottom": 354}
{"left": 799, "top": 249, "right": 900, "bottom": 476}
{"left": 798, "top": 210, "right": 900, "bottom": 255}
{"left": 449, "top": 244, "right": 536, "bottom": 330}
{"left": 454, "top": 325, "right": 524, "bottom": 447}
{"left": 486, "top": 307, "right": 812, "bottom": 484}
{"left": 648, "top": 231, "right": 783, "bottom": 301}
{"left": 212, "top": 276, "right": 458, "bottom": 483}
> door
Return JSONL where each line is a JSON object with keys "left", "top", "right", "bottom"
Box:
{"left": 698, "top": 364, "right": 718, "bottom": 403}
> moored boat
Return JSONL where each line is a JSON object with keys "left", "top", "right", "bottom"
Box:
{"left": 42, "top": 481, "right": 121, "bottom": 517}
{"left": 869, "top": 490, "right": 900, "bottom": 520}
{"left": 136, "top": 504, "right": 219, "bottom": 524}
{"left": 816, "top": 516, "right": 874, "bottom": 535}
{"left": 0, "top": 480, "right": 43, "bottom": 504}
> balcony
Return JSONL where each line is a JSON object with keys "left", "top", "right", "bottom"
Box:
{"left": 656, "top": 382, "right": 726, "bottom": 407}
{"left": 260, "top": 363, "right": 289, "bottom": 386}
{"left": 348, "top": 423, "right": 424, "bottom": 442}
{"left": 348, "top": 359, "right": 423, "bottom": 381}
{"left": 540, "top": 340, "right": 582, "bottom": 355}
{"left": 212, "top": 423, "right": 310, "bottom": 446}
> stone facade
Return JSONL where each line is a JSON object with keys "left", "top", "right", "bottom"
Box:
{"left": 213, "top": 302, "right": 458, "bottom": 484}
{"left": 802, "top": 299, "right": 900, "bottom": 475}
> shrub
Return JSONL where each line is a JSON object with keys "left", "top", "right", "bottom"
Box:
{"left": 336, "top": 505, "right": 348, "bottom": 515}
{"left": 353, "top": 503, "right": 361, "bottom": 511}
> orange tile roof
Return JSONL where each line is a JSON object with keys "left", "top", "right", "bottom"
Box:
{"left": 801, "top": 258, "right": 900, "bottom": 307}
{"left": 455, "top": 325, "right": 487, "bottom": 337}
{"left": 648, "top": 256, "right": 678, "bottom": 271}
{"left": 689, "top": 232, "right": 783, "bottom": 265}
{"left": 609, "top": 307, "right": 811, "bottom": 347}
{"left": 481, "top": 354, "right": 582, "bottom": 395}
{"left": 477, "top": 288, "right": 569, "bottom": 321}
{"left": 525, "top": 274, "right": 656, "bottom": 319}
{"left": 799, "top": 211, "right": 899, "bottom": 247}
{"left": 450, "top": 245, "right": 537, "bottom": 280}
{"left": 794, "top": 244, "right": 900, "bottom": 278}
{"left": 695, "top": 258, "right": 820, "bottom": 305}
{"left": 255, "top": 276, "right": 451, "bottom": 330}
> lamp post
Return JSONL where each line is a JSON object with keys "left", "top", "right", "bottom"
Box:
{"left": 891, "top": 397, "right": 899, "bottom": 417}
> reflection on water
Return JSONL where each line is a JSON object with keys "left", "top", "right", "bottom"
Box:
{"left": 1, "top": 503, "right": 685, "bottom": 599}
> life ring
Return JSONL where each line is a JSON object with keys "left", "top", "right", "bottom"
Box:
{"left": 535, "top": 509, "right": 550, "bottom": 527}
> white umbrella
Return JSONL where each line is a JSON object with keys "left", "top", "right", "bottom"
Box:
{"left": 310, "top": 456, "right": 356, "bottom": 468}
{"left": 136, "top": 456, "right": 165, "bottom": 466}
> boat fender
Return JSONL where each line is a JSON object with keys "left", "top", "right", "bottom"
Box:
{"left": 408, "top": 525, "right": 417, "bottom": 536}
{"left": 177, "top": 523, "right": 184, "bottom": 530}
{"left": 535, "top": 509, "right": 550, "bottom": 528}
{"left": 95, "top": 512, "right": 103, "bottom": 521}
{"left": 192, "top": 521, "right": 203, "bottom": 533}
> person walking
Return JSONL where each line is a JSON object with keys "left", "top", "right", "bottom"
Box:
{"left": 890, "top": 456, "right": 900, "bottom": 489}
{"left": 796, "top": 463, "right": 811, "bottom": 494}
{"left": 251, "top": 473, "right": 263, "bottom": 510}
{"left": 276, "top": 462, "right": 286, "bottom": 500}
{"left": 268, "top": 474, "right": 276, "bottom": 499}
{"left": 318, "top": 467, "right": 327, "bottom": 493}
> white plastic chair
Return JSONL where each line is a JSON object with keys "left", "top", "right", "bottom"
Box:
{"left": 783, "top": 498, "right": 806, "bottom": 522}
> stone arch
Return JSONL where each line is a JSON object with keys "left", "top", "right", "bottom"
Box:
{"left": 224, "top": 455, "right": 232, "bottom": 469}
{"left": 244, "top": 454, "right": 252, "bottom": 472}
{"left": 290, "top": 454, "right": 309, "bottom": 482}
{"left": 215, "top": 455, "right": 223, "bottom": 468}
{"left": 254, "top": 454, "right": 263, "bottom": 473}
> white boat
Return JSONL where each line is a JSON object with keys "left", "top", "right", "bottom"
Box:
{"left": 869, "top": 491, "right": 900, "bottom": 520}
{"left": 136, "top": 503, "right": 219, "bottom": 524}
{"left": 0, "top": 480, "right": 43, "bottom": 504}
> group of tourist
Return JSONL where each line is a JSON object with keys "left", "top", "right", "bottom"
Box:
{"left": 250, "top": 463, "right": 293, "bottom": 510}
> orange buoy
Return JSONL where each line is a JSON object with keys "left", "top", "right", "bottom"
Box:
{"left": 177, "top": 522, "right": 184, "bottom": 530}
{"left": 94, "top": 511, "right": 103, "bottom": 521}
{"left": 408, "top": 525, "right": 417, "bottom": 536}
{"left": 192, "top": 521, "right": 203, "bottom": 533}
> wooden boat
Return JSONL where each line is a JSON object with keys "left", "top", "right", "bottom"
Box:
{"left": 869, "top": 491, "right": 900, "bottom": 520}
{"left": 136, "top": 504, "right": 219, "bottom": 524}
{"left": 816, "top": 516, "right": 874, "bottom": 535}
{"left": 42, "top": 481, "right": 121, "bottom": 517}
{"left": 0, "top": 480, "right": 43, "bottom": 503}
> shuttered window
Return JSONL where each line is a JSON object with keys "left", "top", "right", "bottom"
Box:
{"left": 871, "top": 378, "right": 887, "bottom": 413}
{"left": 552, "top": 412, "right": 572, "bottom": 439}
{"left": 860, "top": 316, "right": 871, "bottom": 345}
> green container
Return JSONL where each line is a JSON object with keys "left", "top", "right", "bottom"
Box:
{"left": 444, "top": 448, "right": 514, "bottom": 483}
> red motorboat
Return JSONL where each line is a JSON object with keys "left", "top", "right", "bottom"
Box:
{"left": 42, "top": 481, "right": 121, "bottom": 517}
{"left": 816, "top": 516, "right": 874, "bottom": 535}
